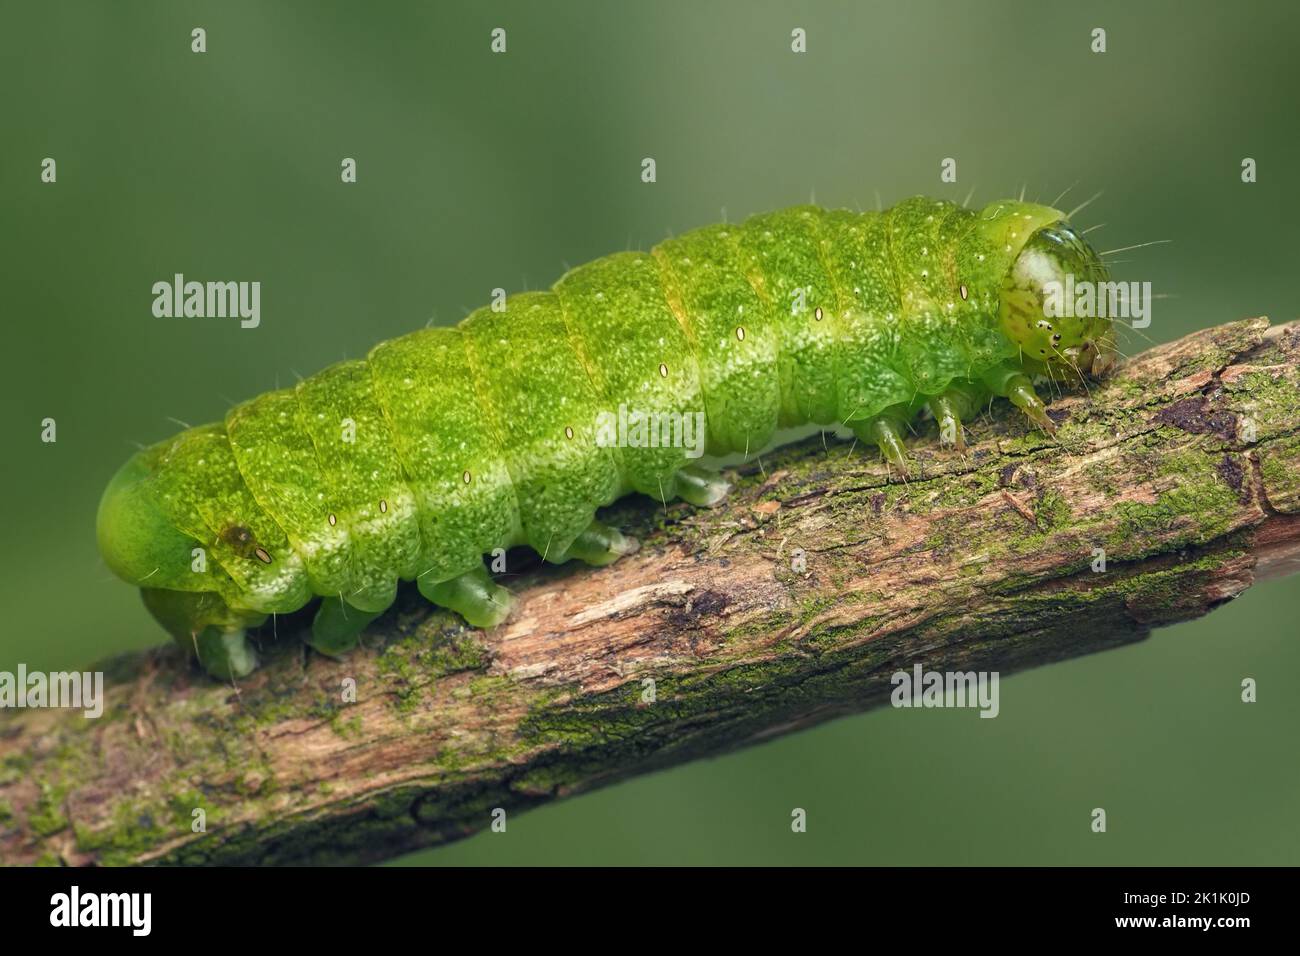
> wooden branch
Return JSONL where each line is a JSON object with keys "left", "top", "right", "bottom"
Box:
{"left": 3, "top": 317, "right": 1299, "bottom": 866}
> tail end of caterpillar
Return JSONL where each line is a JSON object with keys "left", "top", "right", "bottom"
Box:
{"left": 140, "top": 587, "right": 264, "bottom": 681}
{"left": 97, "top": 449, "right": 194, "bottom": 590}
{"left": 102, "top": 449, "right": 265, "bottom": 680}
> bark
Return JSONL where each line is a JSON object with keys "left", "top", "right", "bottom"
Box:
{"left": 2, "top": 316, "right": 1299, "bottom": 866}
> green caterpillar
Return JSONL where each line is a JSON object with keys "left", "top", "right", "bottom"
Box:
{"left": 97, "top": 196, "right": 1114, "bottom": 680}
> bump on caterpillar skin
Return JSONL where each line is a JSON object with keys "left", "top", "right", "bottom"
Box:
{"left": 218, "top": 523, "right": 274, "bottom": 564}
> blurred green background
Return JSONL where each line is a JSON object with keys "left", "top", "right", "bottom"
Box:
{"left": 2, "top": 0, "right": 1297, "bottom": 865}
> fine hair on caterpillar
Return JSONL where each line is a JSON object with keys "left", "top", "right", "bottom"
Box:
{"left": 97, "top": 194, "right": 1121, "bottom": 680}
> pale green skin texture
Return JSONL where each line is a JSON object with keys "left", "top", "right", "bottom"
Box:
{"left": 96, "top": 197, "right": 1111, "bottom": 678}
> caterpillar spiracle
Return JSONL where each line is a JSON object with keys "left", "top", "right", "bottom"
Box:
{"left": 97, "top": 196, "right": 1115, "bottom": 680}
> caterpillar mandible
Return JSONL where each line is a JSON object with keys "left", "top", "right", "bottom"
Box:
{"left": 97, "top": 196, "right": 1115, "bottom": 680}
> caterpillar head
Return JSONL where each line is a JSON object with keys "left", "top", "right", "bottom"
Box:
{"left": 999, "top": 222, "right": 1116, "bottom": 379}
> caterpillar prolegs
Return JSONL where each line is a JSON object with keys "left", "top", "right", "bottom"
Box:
{"left": 97, "top": 196, "right": 1116, "bottom": 680}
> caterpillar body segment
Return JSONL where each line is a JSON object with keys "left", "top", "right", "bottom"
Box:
{"left": 556, "top": 251, "right": 705, "bottom": 500}
{"left": 652, "top": 224, "right": 781, "bottom": 457}
{"left": 366, "top": 328, "right": 520, "bottom": 584}
{"left": 737, "top": 207, "right": 844, "bottom": 426}
{"left": 461, "top": 293, "right": 623, "bottom": 559}
{"left": 96, "top": 196, "right": 1115, "bottom": 680}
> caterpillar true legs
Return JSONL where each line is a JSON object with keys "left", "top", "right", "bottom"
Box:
{"left": 98, "top": 196, "right": 1115, "bottom": 680}
{"left": 928, "top": 382, "right": 987, "bottom": 453}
